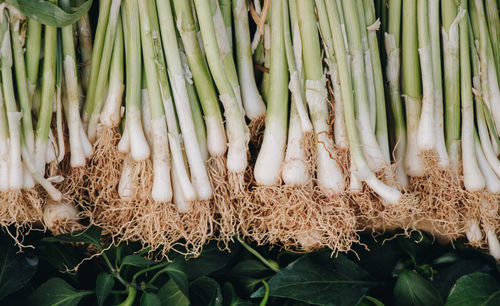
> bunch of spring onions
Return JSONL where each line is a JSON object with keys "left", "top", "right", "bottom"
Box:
{"left": 0, "top": 1, "right": 94, "bottom": 239}
{"left": 4, "top": 0, "right": 500, "bottom": 259}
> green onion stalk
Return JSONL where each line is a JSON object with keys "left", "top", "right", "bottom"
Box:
{"left": 0, "top": 11, "right": 23, "bottom": 191}
{"left": 218, "top": 0, "right": 232, "bottom": 49}
{"left": 470, "top": 9, "right": 500, "bottom": 187}
{"left": 429, "top": 0, "right": 449, "bottom": 168}
{"left": 210, "top": 0, "right": 243, "bottom": 112}
{"left": 254, "top": 0, "right": 288, "bottom": 186}
{"left": 297, "top": 0, "right": 344, "bottom": 196}
{"left": 341, "top": 0, "right": 388, "bottom": 174}
{"left": 473, "top": 0, "right": 500, "bottom": 140}
{"left": 24, "top": 18, "right": 41, "bottom": 102}
{"left": 76, "top": 0, "right": 93, "bottom": 92}
{"left": 134, "top": 0, "right": 174, "bottom": 219}
{"left": 192, "top": 0, "right": 250, "bottom": 195}
{"left": 364, "top": 0, "right": 390, "bottom": 163}
{"left": 116, "top": 0, "right": 150, "bottom": 203}
{"left": 60, "top": 0, "right": 92, "bottom": 168}
{"left": 462, "top": 2, "right": 490, "bottom": 252}
{"left": 233, "top": 0, "right": 266, "bottom": 130}
{"left": 470, "top": 0, "right": 500, "bottom": 259}
{"left": 442, "top": 0, "right": 463, "bottom": 166}
{"left": 356, "top": 0, "right": 376, "bottom": 132}
{"left": 485, "top": 0, "right": 500, "bottom": 82}
{"left": 416, "top": 0, "right": 436, "bottom": 158}
{"left": 385, "top": 0, "right": 408, "bottom": 186}
{"left": 85, "top": 0, "right": 122, "bottom": 143}
{"left": 29, "top": 3, "right": 62, "bottom": 202}
{"left": 8, "top": 8, "right": 35, "bottom": 188}
{"left": 154, "top": 0, "right": 211, "bottom": 201}
{"left": 282, "top": 0, "right": 313, "bottom": 187}
{"left": 402, "top": 0, "right": 424, "bottom": 177}
{"left": 316, "top": 0, "right": 348, "bottom": 150}
{"left": 82, "top": 0, "right": 112, "bottom": 129}
{"left": 100, "top": 16, "right": 124, "bottom": 130}
{"left": 0, "top": 79, "right": 8, "bottom": 193}
{"left": 173, "top": 0, "right": 237, "bottom": 242}
{"left": 328, "top": 0, "right": 401, "bottom": 204}
{"left": 147, "top": 0, "right": 196, "bottom": 209}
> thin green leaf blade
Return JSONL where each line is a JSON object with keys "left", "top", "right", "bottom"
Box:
{"left": 96, "top": 272, "right": 114, "bottom": 306}
{"left": 251, "top": 253, "right": 378, "bottom": 306}
{"left": 157, "top": 279, "right": 189, "bottom": 306}
{"left": 26, "top": 278, "right": 92, "bottom": 306}
{"left": 445, "top": 272, "right": 500, "bottom": 306}
{"left": 393, "top": 270, "right": 443, "bottom": 306}
{"left": 140, "top": 292, "right": 161, "bottom": 306}
{"left": 6, "top": 0, "right": 93, "bottom": 27}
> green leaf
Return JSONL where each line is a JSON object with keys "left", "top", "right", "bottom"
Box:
{"left": 432, "top": 258, "right": 490, "bottom": 299}
{"left": 357, "top": 296, "right": 385, "bottom": 306}
{"left": 0, "top": 244, "right": 38, "bottom": 300}
{"left": 96, "top": 272, "right": 114, "bottom": 306}
{"left": 26, "top": 278, "right": 93, "bottom": 306}
{"left": 140, "top": 292, "right": 161, "bottom": 306}
{"left": 6, "top": 0, "right": 93, "bottom": 27}
{"left": 222, "top": 282, "right": 252, "bottom": 306}
{"left": 393, "top": 270, "right": 443, "bottom": 306}
{"left": 190, "top": 276, "right": 223, "bottom": 306}
{"left": 445, "top": 272, "right": 500, "bottom": 306}
{"left": 164, "top": 263, "right": 189, "bottom": 296}
{"left": 251, "top": 252, "right": 378, "bottom": 306}
{"left": 38, "top": 242, "right": 83, "bottom": 272}
{"left": 42, "top": 226, "right": 102, "bottom": 249}
{"left": 157, "top": 279, "right": 189, "bottom": 306}
{"left": 183, "top": 244, "right": 235, "bottom": 279}
{"left": 120, "top": 255, "right": 155, "bottom": 268}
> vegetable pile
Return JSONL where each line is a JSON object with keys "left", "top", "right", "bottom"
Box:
{"left": 2, "top": 0, "right": 500, "bottom": 259}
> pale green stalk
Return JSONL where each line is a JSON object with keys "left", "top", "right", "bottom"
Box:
{"left": 254, "top": 0, "right": 288, "bottom": 186}
{"left": 327, "top": 0, "right": 401, "bottom": 203}
{"left": 9, "top": 11, "right": 33, "bottom": 155}
{"left": 356, "top": 0, "right": 376, "bottom": 130}
{"left": 25, "top": 19, "right": 41, "bottom": 102}
{"left": 442, "top": 0, "right": 461, "bottom": 161}
{"left": 173, "top": 0, "right": 227, "bottom": 158}
{"left": 460, "top": 0, "right": 485, "bottom": 192}
{"left": 87, "top": 0, "right": 122, "bottom": 142}
{"left": 0, "top": 80, "right": 9, "bottom": 192}
{"left": 364, "top": 0, "right": 390, "bottom": 162}
{"left": 186, "top": 80, "right": 209, "bottom": 161}
{"left": 61, "top": 0, "right": 91, "bottom": 167}
{"left": 485, "top": 0, "right": 500, "bottom": 81}
{"left": 83, "top": 0, "right": 112, "bottom": 125}
{"left": 210, "top": 0, "right": 243, "bottom": 112}
{"left": 402, "top": 0, "right": 424, "bottom": 176}
{"left": 34, "top": 9, "right": 58, "bottom": 175}
{"left": 192, "top": 0, "right": 249, "bottom": 178}
{"left": 315, "top": 0, "right": 347, "bottom": 148}
{"left": 416, "top": 0, "right": 435, "bottom": 154}
{"left": 218, "top": 0, "right": 232, "bottom": 48}
{"left": 342, "top": 0, "right": 387, "bottom": 172}
{"left": 121, "top": 0, "right": 149, "bottom": 162}
{"left": 429, "top": 0, "right": 449, "bottom": 167}
{"left": 100, "top": 16, "right": 124, "bottom": 128}
{"left": 233, "top": 0, "right": 266, "bottom": 121}
{"left": 1, "top": 14, "right": 23, "bottom": 189}
{"left": 385, "top": 0, "right": 407, "bottom": 185}
{"left": 155, "top": 0, "right": 212, "bottom": 200}
{"left": 298, "top": 0, "right": 344, "bottom": 194}
{"left": 285, "top": 0, "right": 311, "bottom": 135}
